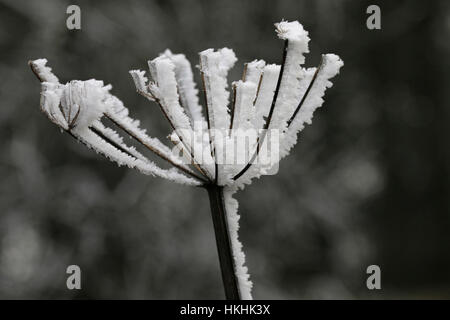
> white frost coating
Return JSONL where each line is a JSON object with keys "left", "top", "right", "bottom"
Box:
{"left": 32, "top": 20, "right": 345, "bottom": 299}
{"left": 40, "top": 79, "right": 112, "bottom": 130}
{"left": 199, "top": 48, "right": 237, "bottom": 131}
{"left": 129, "top": 69, "right": 154, "bottom": 100}
{"left": 223, "top": 187, "right": 253, "bottom": 300}
{"left": 72, "top": 126, "right": 200, "bottom": 186}
{"left": 162, "top": 50, "right": 205, "bottom": 125}
{"left": 104, "top": 100, "right": 203, "bottom": 183}
{"left": 147, "top": 56, "right": 208, "bottom": 178}
{"left": 243, "top": 60, "right": 265, "bottom": 118}
{"left": 281, "top": 54, "right": 343, "bottom": 158}
{"left": 72, "top": 126, "right": 138, "bottom": 167}
{"left": 65, "top": 80, "right": 111, "bottom": 129}
{"left": 129, "top": 62, "right": 211, "bottom": 178}
{"left": 191, "top": 125, "right": 216, "bottom": 179}
{"left": 168, "top": 129, "right": 215, "bottom": 181}
{"left": 128, "top": 69, "right": 210, "bottom": 177}
{"left": 200, "top": 48, "right": 237, "bottom": 184}
{"left": 32, "top": 59, "right": 200, "bottom": 185}
{"left": 244, "top": 59, "right": 265, "bottom": 84}
{"left": 231, "top": 81, "right": 257, "bottom": 131}
{"left": 231, "top": 60, "right": 264, "bottom": 131}
{"left": 30, "top": 59, "right": 59, "bottom": 83}
{"left": 40, "top": 82, "right": 68, "bottom": 130}
{"left": 105, "top": 96, "right": 194, "bottom": 174}
{"left": 252, "top": 64, "right": 281, "bottom": 130}
{"left": 270, "top": 20, "right": 310, "bottom": 134}
{"left": 148, "top": 56, "right": 192, "bottom": 130}
{"left": 168, "top": 131, "right": 193, "bottom": 164}
{"left": 275, "top": 20, "right": 308, "bottom": 41}
{"left": 91, "top": 121, "right": 148, "bottom": 162}
{"left": 33, "top": 21, "right": 343, "bottom": 188}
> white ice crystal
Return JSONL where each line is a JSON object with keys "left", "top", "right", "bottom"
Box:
{"left": 129, "top": 69, "right": 151, "bottom": 99}
{"left": 223, "top": 187, "right": 253, "bottom": 300}
{"left": 30, "top": 20, "right": 343, "bottom": 300}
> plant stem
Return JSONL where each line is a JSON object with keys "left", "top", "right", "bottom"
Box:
{"left": 233, "top": 40, "right": 288, "bottom": 181}
{"left": 205, "top": 184, "right": 241, "bottom": 300}
{"left": 286, "top": 55, "right": 325, "bottom": 128}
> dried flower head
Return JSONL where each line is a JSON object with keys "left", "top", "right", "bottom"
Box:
{"left": 29, "top": 20, "right": 343, "bottom": 300}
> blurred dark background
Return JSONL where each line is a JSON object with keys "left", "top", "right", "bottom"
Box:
{"left": 0, "top": 0, "right": 449, "bottom": 299}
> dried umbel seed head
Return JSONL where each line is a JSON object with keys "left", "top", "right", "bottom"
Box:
{"left": 40, "top": 80, "right": 112, "bottom": 131}
{"left": 30, "top": 20, "right": 343, "bottom": 189}
{"left": 29, "top": 20, "right": 344, "bottom": 189}
{"left": 30, "top": 20, "right": 344, "bottom": 300}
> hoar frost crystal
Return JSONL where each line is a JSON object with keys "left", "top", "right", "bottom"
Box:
{"left": 29, "top": 20, "right": 343, "bottom": 300}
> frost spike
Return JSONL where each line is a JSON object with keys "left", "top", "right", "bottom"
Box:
{"left": 129, "top": 69, "right": 154, "bottom": 101}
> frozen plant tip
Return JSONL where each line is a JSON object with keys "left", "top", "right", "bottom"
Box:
{"left": 29, "top": 20, "right": 343, "bottom": 300}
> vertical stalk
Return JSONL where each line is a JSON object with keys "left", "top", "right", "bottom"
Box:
{"left": 205, "top": 184, "right": 241, "bottom": 300}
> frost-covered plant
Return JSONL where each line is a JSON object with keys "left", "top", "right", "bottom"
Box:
{"left": 29, "top": 20, "right": 343, "bottom": 300}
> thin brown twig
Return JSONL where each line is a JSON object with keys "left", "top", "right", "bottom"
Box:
{"left": 73, "top": 120, "right": 206, "bottom": 185}
{"left": 29, "top": 63, "right": 208, "bottom": 185}
{"left": 241, "top": 63, "right": 248, "bottom": 81}
{"left": 175, "top": 81, "right": 193, "bottom": 128}
{"left": 106, "top": 113, "right": 209, "bottom": 184}
{"left": 28, "top": 60, "right": 45, "bottom": 82}
{"left": 233, "top": 40, "right": 288, "bottom": 181}
{"left": 135, "top": 89, "right": 213, "bottom": 182}
{"left": 233, "top": 52, "right": 325, "bottom": 181}
{"left": 229, "top": 83, "right": 238, "bottom": 131}
{"left": 173, "top": 81, "right": 212, "bottom": 174}
{"left": 89, "top": 125, "right": 137, "bottom": 159}
{"left": 199, "top": 68, "right": 241, "bottom": 300}
{"left": 200, "top": 71, "right": 218, "bottom": 184}
{"left": 286, "top": 55, "right": 324, "bottom": 128}
{"left": 252, "top": 72, "right": 264, "bottom": 106}
{"left": 262, "top": 40, "right": 288, "bottom": 132}
{"left": 68, "top": 106, "right": 81, "bottom": 130}
{"left": 73, "top": 127, "right": 206, "bottom": 186}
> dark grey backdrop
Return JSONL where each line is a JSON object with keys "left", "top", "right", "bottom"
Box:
{"left": 0, "top": 0, "right": 449, "bottom": 299}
